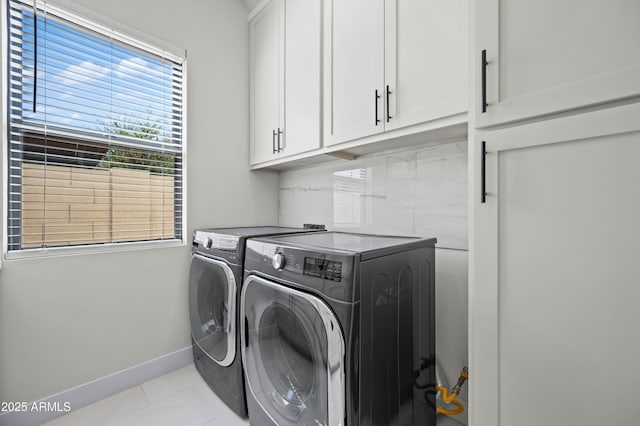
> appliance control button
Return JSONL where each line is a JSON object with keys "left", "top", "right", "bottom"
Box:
{"left": 272, "top": 253, "right": 286, "bottom": 270}
{"left": 204, "top": 237, "right": 213, "bottom": 249}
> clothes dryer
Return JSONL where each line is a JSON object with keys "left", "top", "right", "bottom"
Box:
{"left": 189, "top": 226, "right": 324, "bottom": 418}
{"left": 241, "top": 232, "right": 437, "bottom": 425}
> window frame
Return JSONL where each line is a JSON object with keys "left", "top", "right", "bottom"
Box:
{"left": 1, "top": 0, "right": 188, "bottom": 260}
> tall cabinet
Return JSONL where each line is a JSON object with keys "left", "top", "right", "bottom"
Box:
{"left": 470, "top": 1, "right": 640, "bottom": 425}
{"left": 249, "top": 0, "right": 321, "bottom": 165}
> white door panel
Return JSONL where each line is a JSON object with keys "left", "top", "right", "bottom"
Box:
{"left": 385, "top": 0, "right": 467, "bottom": 130}
{"left": 470, "top": 103, "right": 640, "bottom": 425}
{"left": 475, "top": 0, "right": 640, "bottom": 127}
{"left": 324, "top": 0, "right": 385, "bottom": 146}
{"left": 282, "top": 0, "right": 322, "bottom": 157}
{"left": 250, "top": 1, "right": 282, "bottom": 164}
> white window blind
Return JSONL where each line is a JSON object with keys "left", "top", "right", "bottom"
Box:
{"left": 6, "top": 0, "right": 185, "bottom": 251}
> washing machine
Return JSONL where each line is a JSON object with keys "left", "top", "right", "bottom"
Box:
{"left": 189, "top": 226, "right": 325, "bottom": 418}
{"left": 240, "top": 232, "right": 437, "bottom": 425}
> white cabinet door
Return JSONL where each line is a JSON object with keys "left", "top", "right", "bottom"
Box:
{"left": 384, "top": 0, "right": 467, "bottom": 131}
{"left": 323, "top": 0, "right": 385, "bottom": 146}
{"left": 470, "top": 103, "right": 640, "bottom": 426}
{"left": 474, "top": 0, "right": 640, "bottom": 128}
{"left": 250, "top": 0, "right": 283, "bottom": 165}
{"left": 281, "top": 0, "right": 322, "bottom": 157}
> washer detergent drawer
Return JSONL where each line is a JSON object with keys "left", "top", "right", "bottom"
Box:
{"left": 188, "top": 254, "right": 237, "bottom": 367}
{"left": 241, "top": 275, "right": 345, "bottom": 426}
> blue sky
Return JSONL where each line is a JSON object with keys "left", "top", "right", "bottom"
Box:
{"left": 19, "top": 9, "right": 179, "bottom": 143}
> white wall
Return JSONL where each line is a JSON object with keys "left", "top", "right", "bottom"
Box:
{"left": 0, "top": 0, "right": 279, "bottom": 403}
{"left": 278, "top": 141, "right": 469, "bottom": 410}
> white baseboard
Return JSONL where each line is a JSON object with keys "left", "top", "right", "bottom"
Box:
{"left": 0, "top": 346, "right": 193, "bottom": 426}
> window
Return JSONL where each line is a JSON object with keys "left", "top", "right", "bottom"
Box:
{"left": 333, "top": 168, "right": 369, "bottom": 228}
{"left": 5, "top": 0, "right": 185, "bottom": 253}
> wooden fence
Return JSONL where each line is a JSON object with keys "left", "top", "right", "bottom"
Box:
{"left": 21, "top": 163, "right": 174, "bottom": 248}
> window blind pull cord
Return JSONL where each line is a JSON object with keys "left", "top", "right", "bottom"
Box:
{"left": 32, "top": 0, "right": 37, "bottom": 113}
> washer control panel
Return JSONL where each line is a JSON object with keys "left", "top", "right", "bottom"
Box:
{"left": 193, "top": 231, "right": 239, "bottom": 251}
{"left": 303, "top": 257, "right": 342, "bottom": 282}
{"left": 249, "top": 241, "right": 354, "bottom": 301}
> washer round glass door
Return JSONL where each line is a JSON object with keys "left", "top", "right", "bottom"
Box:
{"left": 241, "top": 275, "right": 345, "bottom": 426}
{"left": 188, "top": 254, "right": 236, "bottom": 366}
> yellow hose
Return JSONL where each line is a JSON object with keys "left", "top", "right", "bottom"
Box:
{"left": 435, "top": 386, "right": 464, "bottom": 415}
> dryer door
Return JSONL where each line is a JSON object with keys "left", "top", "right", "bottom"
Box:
{"left": 241, "top": 275, "right": 345, "bottom": 426}
{"left": 188, "top": 254, "right": 237, "bottom": 367}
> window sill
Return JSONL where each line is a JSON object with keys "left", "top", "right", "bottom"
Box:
{"left": 5, "top": 239, "right": 186, "bottom": 261}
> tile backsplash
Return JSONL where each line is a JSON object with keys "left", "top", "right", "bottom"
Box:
{"left": 279, "top": 141, "right": 468, "bottom": 250}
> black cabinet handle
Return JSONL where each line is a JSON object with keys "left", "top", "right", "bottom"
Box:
{"left": 272, "top": 129, "right": 277, "bottom": 154}
{"left": 277, "top": 128, "right": 283, "bottom": 152}
{"left": 386, "top": 85, "right": 392, "bottom": 122}
{"left": 481, "top": 49, "right": 488, "bottom": 113}
{"left": 481, "top": 141, "right": 486, "bottom": 203}
{"left": 375, "top": 90, "right": 381, "bottom": 126}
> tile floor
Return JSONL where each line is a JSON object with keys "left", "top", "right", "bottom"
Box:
{"left": 43, "top": 363, "right": 465, "bottom": 426}
{"left": 43, "top": 365, "right": 249, "bottom": 426}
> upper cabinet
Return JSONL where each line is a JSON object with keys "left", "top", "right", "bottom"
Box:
{"left": 323, "top": 0, "right": 385, "bottom": 145}
{"left": 250, "top": 0, "right": 282, "bottom": 165}
{"left": 323, "top": 0, "right": 468, "bottom": 146}
{"left": 250, "top": 0, "right": 321, "bottom": 166}
{"left": 249, "top": 0, "right": 468, "bottom": 168}
{"left": 283, "top": 0, "right": 322, "bottom": 157}
{"left": 474, "top": 0, "right": 640, "bottom": 128}
{"left": 384, "top": 0, "right": 468, "bottom": 132}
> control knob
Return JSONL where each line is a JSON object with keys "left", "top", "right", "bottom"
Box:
{"left": 204, "top": 237, "right": 213, "bottom": 249}
{"left": 272, "top": 253, "right": 286, "bottom": 270}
